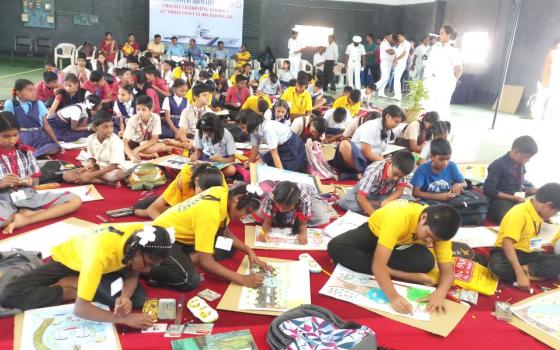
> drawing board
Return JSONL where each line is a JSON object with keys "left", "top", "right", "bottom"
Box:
{"left": 245, "top": 225, "right": 330, "bottom": 251}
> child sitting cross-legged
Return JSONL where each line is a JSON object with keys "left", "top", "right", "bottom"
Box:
{"left": 339, "top": 150, "right": 415, "bottom": 215}
{"left": 488, "top": 183, "right": 560, "bottom": 290}
{"left": 63, "top": 111, "right": 127, "bottom": 187}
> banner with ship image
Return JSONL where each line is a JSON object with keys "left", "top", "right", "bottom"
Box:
{"left": 149, "top": 0, "right": 244, "bottom": 51}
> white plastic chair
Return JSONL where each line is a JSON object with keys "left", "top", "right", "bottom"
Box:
{"left": 54, "top": 43, "right": 76, "bottom": 69}
{"left": 252, "top": 60, "right": 261, "bottom": 71}
{"left": 276, "top": 58, "right": 289, "bottom": 74}
{"left": 75, "top": 45, "right": 97, "bottom": 65}
{"left": 334, "top": 62, "right": 347, "bottom": 88}
{"left": 301, "top": 59, "right": 313, "bottom": 75}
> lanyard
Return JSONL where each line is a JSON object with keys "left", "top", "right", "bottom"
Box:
{"left": 533, "top": 220, "right": 542, "bottom": 236}
{"left": 138, "top": 117, "right": 151, "bottom": 141}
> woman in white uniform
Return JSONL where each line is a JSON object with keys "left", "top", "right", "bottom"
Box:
{"left": 543, "top": 39, "right": 560, "bottom": 120}
{"left": 423, "top": 25, "right": 463, "bottom": 120}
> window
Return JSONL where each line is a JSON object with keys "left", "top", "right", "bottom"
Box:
{"left": 293, "top": 25, "right": 334, "bottom": 47}
{"left": 461, "top": 31, "right": 490, "bottom": 64}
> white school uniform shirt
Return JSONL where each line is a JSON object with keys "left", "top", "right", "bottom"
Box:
{"left": 86, "top": 133, "right": 125, "bottom": 168}
{"left": 380, "top": 39, "right": 395, "bottom": 62}
{"left": 123, "top": 113, "right": 162, "bottom": 143}
{"left": 288, "top": 38, "right": 303, "bottom": 59}
{"left": 424, "top": 41, "right": 462, "bottom": 83}
{"left": 313, "top": 53, "right": 325, "bottom": 68}
{"left": 324, "top": 42, "right": 339, "bottom": 61}
{"left": 194, "top": 128, "right": 236, "bottom": 157}
{"left": 258, "top": 79, "right": 281, "bottom": 96}
{"left": 162, "top": 70, "right": 174, "bottom": 87}
{"left": 345, "top": 44, "right": 366, "bottom": 65}
{"left": 56, "top": 104, "right": 88, "bottom": 121}
{"left": 351, "top": 118, "right": 388, "bottom": 155}
{"left": 324, "top": 108, "right": 351, "bottom": 129}
{"left": 162, "top": 95, "right": 188, "bottom": 115}
{"left": 112, "top": 99, "right": 134, "bottom": 117}
{"left": 395, "top": 40, "right": 411, "bottom": 68}
{"left": 278, "top": 69, "right": 295, "bottom": 82}
{"left": 179, "top": 104, "right": 213, "bottom": 136}
{"left": 251, "top": 119, "right": 292, "bottom": 149}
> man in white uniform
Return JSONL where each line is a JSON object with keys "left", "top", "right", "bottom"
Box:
{"left": 411, "top": 36, "right": 429, "bottom": 80}
{"left": 288, "top": 30, "right": 304, "bottom": 77}
{"left": 423, "top": 25, "right": 463, "bottom": 119}
{"left": 392, "top": 33, "right": 411, "bottom": 101}
{"left": 375, "top": 33, "right": 395, "bottom": 98}
{"left": 323, "top": 35, "right": 339, "bottom": 92}
{"left": 344, "top": 36, "right": 366, "bottom": 90}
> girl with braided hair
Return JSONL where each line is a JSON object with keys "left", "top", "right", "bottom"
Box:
{"left": 152, "top": 183, "right": 271, "bottom": 291}
{"left": 1, "top": 223, "right": 174, "bottom": 329}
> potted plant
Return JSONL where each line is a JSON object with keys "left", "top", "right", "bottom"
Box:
{"left": 403, "top": 79, "right": 429, "bottom": 123}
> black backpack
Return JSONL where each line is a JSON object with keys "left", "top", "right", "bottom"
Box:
{"left": 267, "top": 304, "right": 379, "bottom": 350}
{"left": 426, "top": 189, "right": 489, "bottom": 226}
{"left": 0, "top": 250, "right": 43, "bottom": 317}
{"left": 37, "top": 160, "right": 76, "bottom": 184}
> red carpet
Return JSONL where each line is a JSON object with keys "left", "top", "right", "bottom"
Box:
{"left": 0, "top": 151, "right": 551, "bottom": 349}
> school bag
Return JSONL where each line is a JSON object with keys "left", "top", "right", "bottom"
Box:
{"left": 224, "top": 123, "right": 249, "bottom": 142}
{"left": 37, "top": 160, "right": 77, "bottom": 184}
{"left": 126, "top": 163, "right": 167, "bottom": 190}
{"left": 0, "top": 249, "right": 43, "bottom": 317}
{"left": 305, "top": 139, "right": 336, "bottom": 180}
{"left": 425, "top": 189, "right": 489, "bottom": 226}
{"left": 267, "top": 304, "right": 379, "bottom": 350}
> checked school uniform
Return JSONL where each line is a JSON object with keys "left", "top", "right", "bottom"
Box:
{"left": 489, "top": 199, "right": 560, "bottom": 283}
{"left": 1, "top": 223, "right": 147, "bottom": 311}
{"left": 328, "top": 201, "right": 450, "bottom": 275}
{"left": 253, "top": 182, "right": 330, "bottom": 228}
{"left": 338, "top": 159, "right": 411, "bottom": 214}
{"left": 161, "top": 95, "right": 189, "bottom": 139}
{"left": 332, "top": 118, "right": 391, "bottom": 174}
{"left": 3, "top": 99, "right": 60, "bottom": 157}
{"left": 151, "top": 186, "right": 234, "bottom": 291}
{"left": 47, "top": 103, "right": 92, "bottom": 142}
{"left": 251, "top": 119, "right": 307, "bottom": 172}
{"left": 113, "top": 99, "right": 136, "bottom": 133}
{"left": 0, "top": 144, "right": 77, "bottom": 229}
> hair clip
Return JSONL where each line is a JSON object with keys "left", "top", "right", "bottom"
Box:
{"left": 137, "top": 225, "right": 157, "bottom": 246}
{"left": 246, "top": 184, "right": 263, "bottom": 197}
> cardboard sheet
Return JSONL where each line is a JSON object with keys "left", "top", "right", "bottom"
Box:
{"left": 217, "top": 257, "right": 306, "bottom": 317}
{"left": 149, "top": 154, "right": 231, "bottom": 170}
{"left": 509, "top": 288, "right": 560, "bottom": 349}
{"left": 0, "top": 218, "right": 95, "bottom": 258}
{"left": 36, "top": 184, "right": 104, "bottom": 202}
{"left": 250, "top": 163, "right": 334, "bottom": 194}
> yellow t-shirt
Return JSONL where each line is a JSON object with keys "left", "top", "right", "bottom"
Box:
{"left": 495, "top": 199, "right": 543, "bottom": 252}
{"left": 51, "top": 222, "right": 145, "bottom": 301}
{"left": 241, "top": 95, "right": 272, "bottom": 114}
{"left": 234, "top": 51, "right": 251, "bottom": 68}
{"left": 280, "top": 87, "right": 312, "bottom": 116}
{"left": 333, "top": 96, "right": 360, "bottom": 117}
{"left": 552, "top": 230, "right": 560, "bottom": 246}
{"left": 260, "top": 73, "right": 269, "bottom": 82}
{"left": 153, "top": 186, "right": 229, "bottom": 253}
{"left": 161, "top": 165, "right": 227, "bottom": 206}
{"left": 368, "top": 200, "right": 453, "bottom": 263}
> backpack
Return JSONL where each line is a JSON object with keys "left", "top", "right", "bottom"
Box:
{"left": 37, "top": 160, "right": 77, "bottom": 184}
{"left": 267, "top": 304, "right": 379, "bottom": 350}
{"left": 0, "top": 250, "right": 43, "bottom": 317}
{"left": 425, "top": 190, "right": 489, "bottom": 226}
{"left": 126, "top": 163, "right": 167, "bottom": 191}
{"left": 305, "top": 140, "right": 336, "bottom": 180}
{"left": 224, "top": 123, "right": 249, "bottom": 142}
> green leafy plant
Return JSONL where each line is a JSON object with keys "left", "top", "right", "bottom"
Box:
{"left": 404, "top": 79, "right": 429, "bottom": 110}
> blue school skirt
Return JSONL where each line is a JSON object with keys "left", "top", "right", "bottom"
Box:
{"left": 48, "top": 117, "right": 91, "bottom": 143}
{"left": 160, "top": 116, "right": 180, "bottom": 139}
{"left": 331, "top": 141, "right": 368, "bottom": 174}
{"left": 262, "top": 133, "right": 307, "bottom": 172}
{"left": 19, "top": 128, "right": 60, "bottom": 157}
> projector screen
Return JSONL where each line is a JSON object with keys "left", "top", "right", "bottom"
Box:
{"left": 149, "top": 0, "right": 244, "bottom": 50}
{"left": 293, "top": 25, "right": 334, "bottom": 47}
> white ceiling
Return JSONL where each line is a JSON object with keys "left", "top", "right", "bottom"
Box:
{"left": 327, "top": 0, "right": 436, "bottom": 5}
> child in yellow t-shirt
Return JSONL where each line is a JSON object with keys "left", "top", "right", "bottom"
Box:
{"left": 280, "top": 75, "right": 312, "bottom": 118}
{"left": 2, "top": 224, "right": 174, "bottom": 329}
{"left": 133, "top": 163, "right": 225, "bottom": 219}
{"left": 151, "top": 184, "right": 270, "bottom": 291}
{"left": 488, "top": 183, "right": 560, "bottom": 290}
{"left": 327, "top": 200, "right": 461, "bottom": 315}
{"left": 333, "top": 89, "right": 362, "bottom": 117}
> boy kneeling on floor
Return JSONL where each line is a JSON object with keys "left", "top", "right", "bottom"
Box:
{"left": 488, "top": 183, "right": 560, "bottom": 290}
{"left": 328, "top": 200, "right": 461, "bottom": 314}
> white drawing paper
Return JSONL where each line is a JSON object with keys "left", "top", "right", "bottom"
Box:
{"left": 451, "top": 227, "right": 498, "bottom": 248}
{"left": 253, "top": 226, "right": 330, "bottom": 251}
{"left": 238, "top": 261, "right": 310, "bottom": 312}
{"left": 255, "top": 164, "right": 319, "bottom": 193}
{"left": 20, "top": 303, "right": 120, "bottom": 350}
{"left": 37, "top": 185, "right": 103, "bottom": 202}
{"left": 511, "top": 289, "right": 560, "bottom": 341}
{"left": 324, "top": 211, "right": 369, "bottom": 238}
{"left": 320, "top": 264, "right": 434, "bottom": 321}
